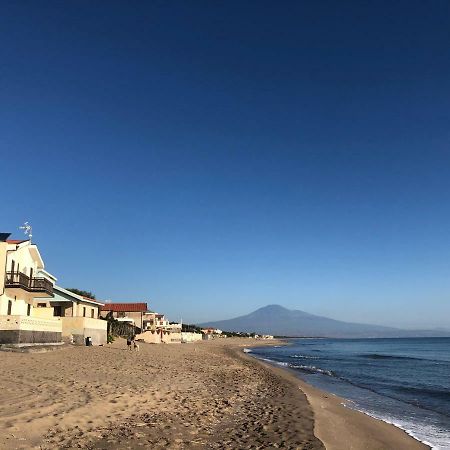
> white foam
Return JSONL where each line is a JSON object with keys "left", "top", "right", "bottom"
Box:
{"left": 243, "top": 348, "right": 252, "bottom": 353}
{"left": 290, "top": 354, "right": 320, "bottom": 360}
{"left": 349, "top": 406, "right": 448, "bottom": 450}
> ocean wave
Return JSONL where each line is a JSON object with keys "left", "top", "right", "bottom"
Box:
{"left": 243, "top": 348, "right": 252, "bottom": 353}
{"left": 290, "top": 354, "right": 320, "bottom": 360}
{"left": 275, "top": 361, "right": 289, "bottom": 367}
{"left": 290, "top": 364, "right": 334, "bottom": 377}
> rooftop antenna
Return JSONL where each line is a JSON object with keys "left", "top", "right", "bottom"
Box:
{"left": 19, "top": 222, "right": 32, "bottom": 243}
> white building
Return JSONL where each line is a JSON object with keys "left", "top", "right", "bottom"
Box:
{"left": 0, "top": 234, "right": 107, "bottom": 346}
{"left": 0, "top": 235, "right": 60, "bottom": 345}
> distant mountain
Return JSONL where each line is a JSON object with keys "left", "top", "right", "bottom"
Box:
{"left": 199, "top": 305, "right": 450, "bottom": 338}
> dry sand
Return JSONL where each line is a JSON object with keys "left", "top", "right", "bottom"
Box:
{"left": 0, "top": 338, "right": 428, "bottom": 449}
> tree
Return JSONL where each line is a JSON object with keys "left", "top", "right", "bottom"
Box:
{"left": 66, "top": 288, "right": 96, "bottom": 299}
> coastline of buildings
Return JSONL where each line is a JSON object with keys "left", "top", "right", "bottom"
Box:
{"left": 0, "top": 231, "right": 272, "bottom": 348}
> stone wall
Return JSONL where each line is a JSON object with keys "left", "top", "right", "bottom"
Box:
{"left": 0, "top": 330, "right": 62, "bottom": 344}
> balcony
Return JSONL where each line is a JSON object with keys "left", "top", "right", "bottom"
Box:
{"left": 5, "top": 271, "right": 54, "bottom": 296}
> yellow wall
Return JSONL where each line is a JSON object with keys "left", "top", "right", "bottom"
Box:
{"left": 74, "top": 303, "right": 99, "bottom": 319}
{"left": 33, "top": 307, "right": 55, "bottom": 319}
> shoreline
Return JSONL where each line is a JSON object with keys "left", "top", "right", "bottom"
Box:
{"left": 0, "top": 338, "right": 431, "bottom": 449}
{"left": 243, "top": 341, "right": 430, "bottom": 450}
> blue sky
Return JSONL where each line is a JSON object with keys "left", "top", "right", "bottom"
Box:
{"left": 1, "top": 1, "right": 450, "bottom": 328}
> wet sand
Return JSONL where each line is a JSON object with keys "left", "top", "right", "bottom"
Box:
{"left": 0, "top": 338, "right": 427, "bottom": 449}
{"left": 244, "top": 351, "right": 429, "bottom": 450}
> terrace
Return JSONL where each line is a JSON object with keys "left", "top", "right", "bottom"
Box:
{"left": 5, "top": 271, "right": 54, "bottom": 296}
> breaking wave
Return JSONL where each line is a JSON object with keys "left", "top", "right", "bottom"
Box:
{"left": 289, "top": 364, "right": 335, "bottom": 377}
{"left": 290, "top": 354, "right": 320, "bottom": 360}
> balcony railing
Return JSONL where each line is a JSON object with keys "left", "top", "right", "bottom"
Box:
{"left": 5, "top": 271, "right": 54, "bottom": 296}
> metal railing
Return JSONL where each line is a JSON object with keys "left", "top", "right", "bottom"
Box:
{"left": 5, "top": 271, "right": 53, "bottom": 296}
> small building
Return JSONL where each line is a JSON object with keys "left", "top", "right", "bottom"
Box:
{"left": 99, "top": 302, "right": 148, "bottom": 331}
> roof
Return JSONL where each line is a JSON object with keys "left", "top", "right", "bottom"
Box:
{"left": 6, "top": 239, "right": 28, "bottom": 244}
{"left": 101, "top": 302, "right": 148, "bottom": 312}
{"left": 52, "top": 286, "right": 105, "bottom": 306}
{"left": 82, "top": 296, "right": 104, "bottom": 306}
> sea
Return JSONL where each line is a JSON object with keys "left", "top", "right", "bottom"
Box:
{"left": 246, "top": 337, "right": 450, "bottom": 450}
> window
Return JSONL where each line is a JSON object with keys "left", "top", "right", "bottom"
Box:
{"left": 27, "top": 304, "right": 31, "bottom": 316}
{"left": 37, "top": 303, "right": 46, "bottom": 308}
{"left": 91, "top": 309, "right": 95, "bottom": 318}
{"left": 83, "top": 307, "right": 86, "bottom": 317}
{"left": 7, "top": 300, "right": 12, "bottom": 315}
{"left": 53, "top": 306, "right": 62, "bottom": 317}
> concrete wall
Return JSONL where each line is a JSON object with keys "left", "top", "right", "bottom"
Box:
{"left": 136, "top": 329, "right": 183, "bottom": 344}
{"left": 0, "top": 315, "right": 62, "bottom": 345}
{"left": 181, "top": 332, "right": 203, "bottom": 343}
{"left": 33, "top": 307, "right": 54, "bottom": 319}
{"left": 162, "top": 331, "right": 181, "bottom": 344}
{"left": 61, "top": 316, "right": 107, "bottom": 345}
{"left": 135, "top": 330, "right": 161, "bottom": 343}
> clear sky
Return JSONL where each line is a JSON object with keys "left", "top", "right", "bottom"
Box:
{"left": 1, "top": 1, "right": 450, "bottom": 329}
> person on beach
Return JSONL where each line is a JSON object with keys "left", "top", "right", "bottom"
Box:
{"left": 126, "top": 337, "right": 132, "bottom": 350}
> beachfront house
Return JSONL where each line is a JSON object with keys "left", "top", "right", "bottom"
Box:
{"left": 99, "top": 302, "right": 148, "bottom": 332}
{"left": 0, "top": 234, "right": 61, "bottom": 345}
{"left": 136, "top": 311, "right": 182, "bottom": 344}
{"left": 40, "top": 285, "right": 107, "bottom": 345}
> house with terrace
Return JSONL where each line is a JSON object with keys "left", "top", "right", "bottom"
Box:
{"left": 0, "top": 233, "right": 60, "bottom": 345}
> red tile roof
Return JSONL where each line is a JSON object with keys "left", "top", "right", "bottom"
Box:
{"left": 101, "top": 302, "right": 148, "bottom": 312}
{"left": 6, "top": 239, "right": 28, "bottom": 244}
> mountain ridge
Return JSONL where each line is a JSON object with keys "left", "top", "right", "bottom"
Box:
{"left": 199, "top": 305, "right": 450, "bottom": 338}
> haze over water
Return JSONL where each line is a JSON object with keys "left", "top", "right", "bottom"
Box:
{"left": 248, "top": 338, "right": 450, "bottom": 449}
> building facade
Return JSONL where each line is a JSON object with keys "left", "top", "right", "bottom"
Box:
{"left": 99, "top": 302, "right": 148, "bottom": 331}
{"left": 42, "top": 286, "right": 107, "bottom": 345}
{"left": 0, "top": 235, "right": 61, "bottom": 345}
{"left": 136, "top": 312, "right": 182, "bottom": 344}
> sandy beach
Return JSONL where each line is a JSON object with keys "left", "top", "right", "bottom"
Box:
{"left": 0, "top": 339, "right": 427, "bottom": 450}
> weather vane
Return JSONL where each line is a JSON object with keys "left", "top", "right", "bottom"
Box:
{"left": 19, "top": 222, "right": 33, "bottom": 243}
